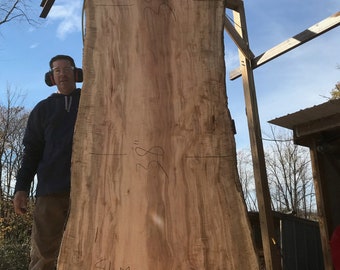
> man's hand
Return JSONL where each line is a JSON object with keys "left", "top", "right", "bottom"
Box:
{"left": 13, "top": 191, "right": 29, "bottom": 215}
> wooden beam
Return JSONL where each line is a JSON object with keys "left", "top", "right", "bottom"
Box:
{"left": 229, "top": 11, "right": 340, "bottom": 80}
{"left": 309, "top": 143, "right": 334, "bottom": 270}
{"left": 294, "top": 113, "right": 340, "bottom": 139}
{"left": 40, "top": 0, "right": 55, "bottom": 18}
{"left": 224, "top": 15, "right": 255, "bottom": 60}
{"left": 232, "top": 3, "right": 282, "bottom": 270}
{"left": 225, "top": 0, "right": 242, "bottom": 11}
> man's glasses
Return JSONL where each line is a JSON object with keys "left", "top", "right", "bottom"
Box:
{"left": 52, "top": 66, "right": 74, "bottom": 75}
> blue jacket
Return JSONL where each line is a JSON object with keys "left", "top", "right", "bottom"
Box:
{"left": 15, "top": 88, "right": 81, "bottom": 196}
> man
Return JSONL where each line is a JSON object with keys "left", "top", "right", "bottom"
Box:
{"left": 13, "top": 55, "right": 82, "bottom": 270}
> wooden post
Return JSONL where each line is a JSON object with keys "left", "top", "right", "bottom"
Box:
{"left": 231, "top": 2, "right": 282, "bottom": 270}
{"left": 310, "top": 142, "right": 334, "bottom": 270}
{"left": 57, "top": 1, "right": 259, "bottom": 269}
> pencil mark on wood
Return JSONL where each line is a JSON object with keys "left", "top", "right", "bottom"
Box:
{"left": 135, "top": 145, "right": 164, "bottom": 157}
{"left": 184, "top": 155, "right": 232, "bottom": 159}
{"left": 94, "top": 258, "right": 106, "bottom": 269}
{"left": 134, "top": 144, "right": 168, "bottom": 178}
{"left": 143, "top": 1, "right": 176, "bottom": 21}
{"left": 89, "top": 152, "right": 127, "bottom": 156}
{"left": 136, "top": 160, "right": 169, "bottom": 178}
{"left": 185, "top": 155, "right": 232, "bottom": 159}
{"left": 94, "top": 258, "right": 114, "bottom": 269}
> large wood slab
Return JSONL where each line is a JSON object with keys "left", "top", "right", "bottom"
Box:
{"left": 58, "top": 1, "right": 259, "bottom": 269}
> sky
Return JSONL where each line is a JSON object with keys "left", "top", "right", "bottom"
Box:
{"left": 0, "top": 0, "right": 339, "bottom": 150}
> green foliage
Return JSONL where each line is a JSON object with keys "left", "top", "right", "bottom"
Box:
{"left": 0, "top": 199, "right": 33, "bottom": 270}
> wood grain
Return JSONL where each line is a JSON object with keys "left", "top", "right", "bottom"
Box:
{"left": 58, "top": 1, "right": 259, "bottom": 269}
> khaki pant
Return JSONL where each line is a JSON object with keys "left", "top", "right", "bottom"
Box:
{"left": 29, "top": 193, "right": 70, "bottom": 270}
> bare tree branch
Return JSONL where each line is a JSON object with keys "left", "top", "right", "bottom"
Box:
{"left": 0, "top": 0, "right": 41, "bottom": 27}
{"left": 238, "top": 127, "right": 316, "bottom": 219}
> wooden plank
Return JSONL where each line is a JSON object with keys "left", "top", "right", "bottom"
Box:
{"left": 224, "top": 15, "right": 255, "bottom": 60}
{"left": 57, "top": 1, "right": 259, "bottom": 269}
{"left": 232, "top": 3, "right": 282, "bottom": 270}
{"left": 225, "top": 0, "right": 242, "bottom": 11}
{"left": 229, "top": 11, "right": 340, "bottom": 80}
{"left": 40, "top": 0, "right": 47, "bottom": 7}
{"left": 309, "top": 143, "right": 334, "bottom": 270}
{"left": 39, "top": 0, "right": 55, "bottom": 18}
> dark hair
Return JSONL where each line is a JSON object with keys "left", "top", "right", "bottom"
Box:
{"left": 49, "top": 55, "right": 76, "bottom": 69}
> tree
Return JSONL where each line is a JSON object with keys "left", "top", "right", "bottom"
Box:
{"left": 264, "top": 127, "right": 316, "bottom": 218}
{"left": 237, "top": 128, "right": 316, "bottom": 219}
{"left": 237, "top": 149, "right": 258, "bottom": 211}
{"left": 0, "top": 85, "right": 32, "bottom": 269}
{"left": 329, "top": 64, "right": 340, "bottom": 99}
{"left": 0, "top": 84, "right": 29, "bottom": 211}
{"left": 0, "top": 0, "right": 40, "bottom": 26}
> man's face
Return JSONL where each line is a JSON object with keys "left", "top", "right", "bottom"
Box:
{"left": 52, "top": 59, "right": 76, "bottom": 95}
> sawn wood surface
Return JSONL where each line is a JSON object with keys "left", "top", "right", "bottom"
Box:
{"left": 58, "top": 1, "right": 259, "bottom": 269}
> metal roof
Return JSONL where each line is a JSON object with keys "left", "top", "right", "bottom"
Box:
{"left": 268, "top": 98, "right": 340, "bottom": 130}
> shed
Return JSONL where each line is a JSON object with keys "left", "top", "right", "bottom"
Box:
{"left": 269, "top": 98, "right": 340, "bottom": 268}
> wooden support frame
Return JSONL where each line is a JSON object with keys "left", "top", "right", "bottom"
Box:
{"left": 225, "top": 0, "right": 242, "bottom": 12}
{"left": 225, "top": 3, "right": 340, "bottom": 269}
{"left": 309, "top": 143, "right": 334, "bottom": 270}
{"left": 225, "top": 2, "right": 282, "bottom": 270}
{"left": 224, "top": 15, "right": 255, "bottom": 60}
{"left": 229, "top": 11, "right": 340, "bottom": 80}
